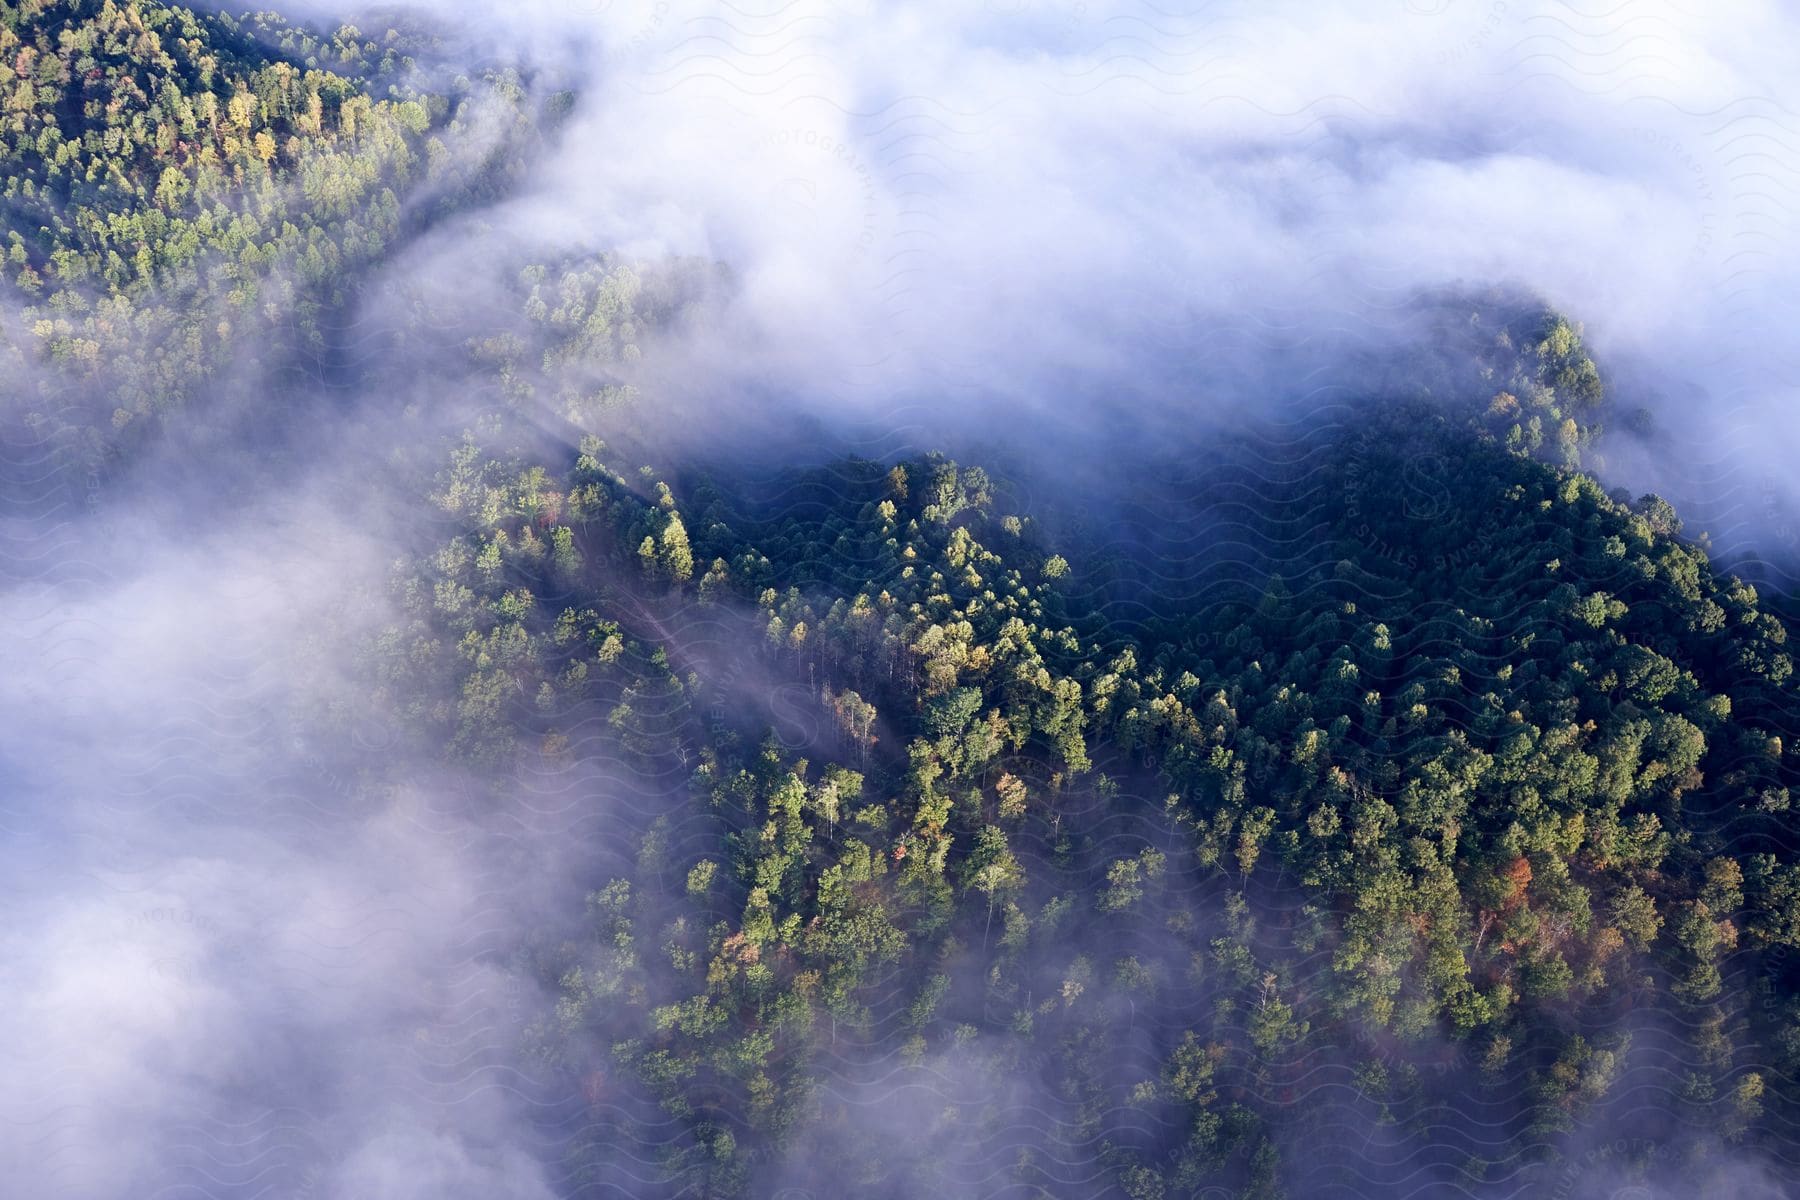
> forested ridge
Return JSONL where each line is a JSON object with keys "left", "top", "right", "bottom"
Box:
{"left": 13, "top": 3, "right": 1800, "bottom": 1198}
{"left": 351, "top": 278, "right": 1800, "bottom": 1194}
{"left": 0, "top": 0, "right": 562, "bottom": 466}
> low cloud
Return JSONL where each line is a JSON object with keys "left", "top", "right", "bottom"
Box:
{"left": 305, "top": 1, "right": 1797, "bottom": 511}
{"left": 11, "top": 2, "right": 1800, "bottom": 1196}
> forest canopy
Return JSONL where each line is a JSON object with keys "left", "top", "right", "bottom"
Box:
{"left": 6, "top": 3, "right": 1800, "bottom": 1199}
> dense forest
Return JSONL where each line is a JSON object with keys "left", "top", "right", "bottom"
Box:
{"left": 369, "top": 311, "right": 1800, "bottom": 1197}
{"left": 8, "top": 3, "right": 1800, "bottom": 1198}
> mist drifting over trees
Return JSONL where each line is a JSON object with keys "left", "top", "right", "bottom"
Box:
{"left": 7, "top": 3, "right": 1800, "bottom": 1198}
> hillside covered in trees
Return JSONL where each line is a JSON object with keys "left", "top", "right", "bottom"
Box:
{"left": 369, "top": 313, "right": 1800, "bottom": 1198}
{"left": 7, "top": 4, "right": 1800, "bottom": 1199}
